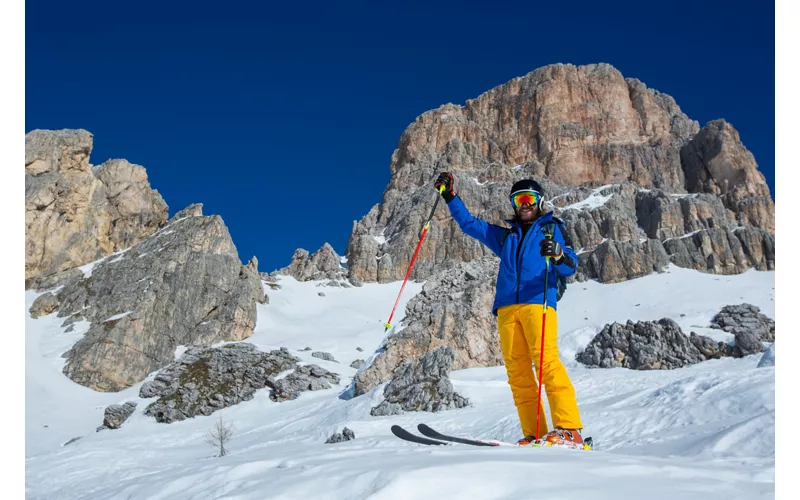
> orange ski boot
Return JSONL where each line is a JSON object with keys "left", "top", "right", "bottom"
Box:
{"left": 541, "top": 428, "right": 584, "bottom": 449}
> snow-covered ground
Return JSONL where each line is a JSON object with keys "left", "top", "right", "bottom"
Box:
{"left": 25, "top": 266, "right": 775, "bottom": 499}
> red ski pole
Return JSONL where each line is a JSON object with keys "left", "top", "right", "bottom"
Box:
{"left": 383, "top": 185, "right": 444, "bottom": 332}
{"left": 534, "top": 246, "right": 552, "bottom": 441}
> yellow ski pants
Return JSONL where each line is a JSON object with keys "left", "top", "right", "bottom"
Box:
{"left": 497, "top": 303, "right": 583, "bottom": 438}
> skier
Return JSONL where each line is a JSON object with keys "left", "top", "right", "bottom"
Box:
{"left": 433, "top": 172, "right": 584, "bottom": 447}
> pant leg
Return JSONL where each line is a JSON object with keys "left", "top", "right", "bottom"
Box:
{"left": 497, "top": 304, "right": 549, "bottom": 439}
{"left": 518, "top": 303, "right": 583, "bottom": 430}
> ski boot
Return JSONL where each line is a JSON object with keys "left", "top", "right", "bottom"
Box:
{"left": 540, "top": 428, "right": 592, "bottom": 450}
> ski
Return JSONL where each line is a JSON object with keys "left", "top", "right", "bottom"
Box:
{"left": 390, "top": 425, "right": 448, "bottom": 446}
{"left": 417, "top": 424, "right": 507, "bottom": 447}
{"left": 417, "top": 424, "right": 594, "bottom": 451}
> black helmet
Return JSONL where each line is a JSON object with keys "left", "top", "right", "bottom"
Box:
{"left": 510, "top": 179, "right": 543, "bottom": 196}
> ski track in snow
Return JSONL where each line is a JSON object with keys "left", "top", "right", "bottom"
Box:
{"left": 25, "top": 266, "right": 775, "bottom": 499}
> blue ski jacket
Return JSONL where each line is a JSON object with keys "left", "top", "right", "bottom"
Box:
{"left": 446, "top": 195, "right": 578, "bottom": 314}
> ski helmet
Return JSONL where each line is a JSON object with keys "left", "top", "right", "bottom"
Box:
{"left": 510, "top": 179, "right": 543, "bottom": 196}
{"left": 509, "top": 179, "right": 544, "bottom": 210}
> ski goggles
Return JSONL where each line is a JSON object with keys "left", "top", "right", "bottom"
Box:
{"left": 509, "top": 190, "right": 541, "bottom": 209}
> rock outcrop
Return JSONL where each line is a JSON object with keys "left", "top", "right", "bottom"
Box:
{"left": 354, "top": 258, "right": 503, "bottom": 396}
{"left": 370, "top": 347, "right": 469, "bottom": 416}
{"left": 272, "top": 243, "right": 348, "bottom": 282}
{"left": 141, "top": 344, "right": 299, "bottom": 423}
{"left": 25, "top": 130, "right": 168, "bottom": 282}
{"left": 311, "top": 351, "right": 337, "bottom": 363}
{"left": 325, "top": 427, "right": 355, "bottom": 444}
{"left": 98, "top": 402, "right": 137, "bottom": 430}
{"left": 29, "top": 292, "right": 59, "bottom": 318}
{"left": 269, "top": 364, "right": 341, "bottom": 402}
{"left": 576, "top": 304, "right": 775, "bottom": 369}
{"left": 575, "top": 318, "right": 730, "bottom": 369}
{"left": 343, "top": 64, "right": 773, "bottom": 284}
{"left": 35, "top": 205, "right": 266, "bottom": 392}
{"left": 711, "top": 304, "right": 775, "bottom": 343}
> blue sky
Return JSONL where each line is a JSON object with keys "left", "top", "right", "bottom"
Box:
{"left": 26, "top": 0, "right": 774, "bottom": 271}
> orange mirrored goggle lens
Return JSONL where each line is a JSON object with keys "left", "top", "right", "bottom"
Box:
{"left": 510, "top": 190, "right": 540, "bottom": 208}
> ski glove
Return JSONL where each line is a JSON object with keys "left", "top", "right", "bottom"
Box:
{"left": 434, "top": 172, "right": 456, "bottom": 203}
{"left": 540, "top": 238, "right": 564, "bottom": 262}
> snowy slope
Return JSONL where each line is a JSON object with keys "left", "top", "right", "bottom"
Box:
{"left": 25, "top": 267, "right": 775, "bottom": 499}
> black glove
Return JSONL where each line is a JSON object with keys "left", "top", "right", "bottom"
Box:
{"left": 434, "top": 172, "right": 456, "bottom": 203}
{"left": 539, "top": 238, "right": 564, "bottom": 262}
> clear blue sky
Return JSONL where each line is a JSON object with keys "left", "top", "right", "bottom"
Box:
{"left": 26, "top": 0, "right": 775, "bottom": 272}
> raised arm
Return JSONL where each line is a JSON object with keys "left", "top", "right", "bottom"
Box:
{"left": 434, "top": 172, "right": 505, "bottom": 256}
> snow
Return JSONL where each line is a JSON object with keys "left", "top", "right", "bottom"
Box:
{"left": 105, "top": 248, "right": 131, "bottom": 264}
{"left": 663, "top": 229, "right": 703, "bottom": 242}
{"left": 77, "top": 259, "right": 101, "bottom": 278}
{"left": 559, "top": 185, "right": 616, "bottom": 212}
{"left": 75, "top": 248, "right": 133, "bottom": 277}
{"left": 374, "top": 228, "right": 387, "bottom": 246}
{"left": 25, "top": 267, "right": 775, "bottom": 499}
{"left": 101, "top": 310, "right": 133, "bottom": 323}
{"left": 174, "top": 345, "right": 189, "bottom": 359}
{"left": 472, "top": 176, "right": 488, "bottom": 186}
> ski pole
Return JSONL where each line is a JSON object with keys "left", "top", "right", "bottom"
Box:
{"left": 534, "top": 237, "right": 552, "bottom": 441}
{"left": 383, "top": 185, "right": 445, "bottom": 332}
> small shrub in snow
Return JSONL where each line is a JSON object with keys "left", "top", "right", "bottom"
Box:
{"left": 205, "top": 417, "right": 234, "bottom": 457}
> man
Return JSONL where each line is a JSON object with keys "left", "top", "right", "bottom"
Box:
{"left": 434, "top": 172, "right": 584, "bottom": 447}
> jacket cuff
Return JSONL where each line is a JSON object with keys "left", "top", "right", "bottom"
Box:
{"left": 555, "top": 253, "right": 576, "bottom": 270}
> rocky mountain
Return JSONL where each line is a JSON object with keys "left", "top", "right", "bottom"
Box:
{"left": 339, "top": 63, "right": 773, "bottom": 285}
{"left": 25, "top": 130, "right": 168, "bottom": 283}
{"left": 26, "top": 130, "right": 266, "bottom": 392}
{"left": 339, "top": 63, "right": 774, "bottom": 394}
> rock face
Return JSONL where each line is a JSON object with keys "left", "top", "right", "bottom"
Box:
{"left": 681, "top": 120, "right": 774, "bottom": 232}
{"left": 141, "top": 344, "right": 299, "bottom": 423}
{"left": 272, "top": 243, "right": 348, "bottom": 282}
{"left": 343, "top": 64, "right": 773, "bottom": 285}
{"left": 25, "top": 130, "right": 168, "bottom": 282}
{"left": 270, "top": 364, "right": 341, "bottom": 402}
{"left": 36, "top": 205, "right": 266, "bottom": 392}
{"left": 354, "top": 258, "right": 503, "bottom": 396}
{"left": 98, "top": 402, "right": 137, "bottom": 430}
{"left": 370, "top": 347, "right": 469, "bottom": 416}
{"left": 325, "top": 427, "right": 355, "bottom": 444}
{"left": 576, "top": 305, "right": 775, "bottom": 369}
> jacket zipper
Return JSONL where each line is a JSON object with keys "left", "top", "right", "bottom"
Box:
{"left": 515, "top": 223, "right": 532, "bottom": 303}
{"left": 515, "top": 218, "right": 549, "bottom": 304}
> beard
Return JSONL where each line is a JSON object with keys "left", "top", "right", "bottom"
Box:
{"left": 515, "top": 205, "right": 539, "bottom": 223}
